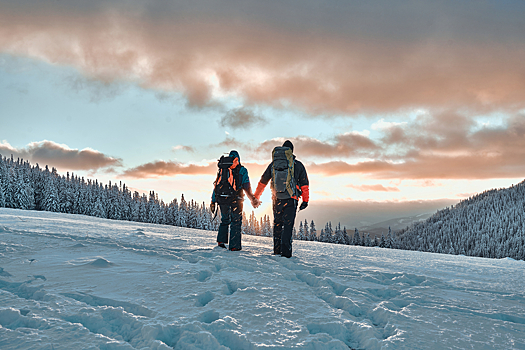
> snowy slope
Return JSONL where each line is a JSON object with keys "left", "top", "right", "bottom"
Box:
{"left": 0, "top": 208, "right": 523, "bottom": 350}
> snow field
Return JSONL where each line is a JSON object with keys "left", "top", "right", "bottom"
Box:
{"left": 0, "top": 208, "right": 524, "bottom": 349}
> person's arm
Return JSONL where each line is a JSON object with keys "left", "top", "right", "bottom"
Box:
{"left": 240, "top": 167, "right": 255, "bottom": 201}
{"left": 254, "top": 163, "right": 272, "bottom": 200}
{"left": 296, "top": 161, "right": 309, "bottom": 210}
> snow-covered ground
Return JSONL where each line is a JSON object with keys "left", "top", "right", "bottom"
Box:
{"left": 0, "top": 208, "right": 523, "bottom": 349}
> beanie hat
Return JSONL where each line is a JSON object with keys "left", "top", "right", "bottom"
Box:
{"left": 282, "top": 140, "right": 294, "bottom": 152}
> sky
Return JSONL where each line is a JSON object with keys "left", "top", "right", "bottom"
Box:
{"left": 1, "top": 0, "right": 525, "bottom": 228}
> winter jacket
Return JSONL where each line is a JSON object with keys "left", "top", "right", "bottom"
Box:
{"left": 254, "top": 155, "right": 309, "bottom": 202}
{"left": 211, "top": 150, "right": 252, "bottom": 203}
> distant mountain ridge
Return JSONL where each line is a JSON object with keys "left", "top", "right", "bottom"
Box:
{"left": 396, "top": 180, "right": 525, "bottom": 260}
{"left": 359, "top": 212, "right": 432, "bottom": 238}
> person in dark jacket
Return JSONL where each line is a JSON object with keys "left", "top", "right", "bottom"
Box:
{"left": 253, "top": 140, "right": 309, "bottom": 258}
{"left": 211, "top": 150, "right": 260, "bottom": 251}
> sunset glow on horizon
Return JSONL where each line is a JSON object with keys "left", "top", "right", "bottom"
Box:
{"left": 1, "top": 0, "right": 525, "bottom": 228}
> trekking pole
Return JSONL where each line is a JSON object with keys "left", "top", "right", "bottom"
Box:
{"left": 212, "top": 206, "right": 219, "bottom": 221}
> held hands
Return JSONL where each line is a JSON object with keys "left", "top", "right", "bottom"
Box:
{"left": 210, "top": 202, "right": 216, "bottom": 213}
{"left": 251, "top": 197, "right": 261, "bottom": 209}
{"left": 299, "top": 201, "right": 308, "bottom": 211}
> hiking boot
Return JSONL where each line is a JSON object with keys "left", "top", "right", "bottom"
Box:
{"left": 229, "top": 247, "right": 241, "bottom": 251}
{"left": 218, "top": 242, "right": 226, "bottom": 249}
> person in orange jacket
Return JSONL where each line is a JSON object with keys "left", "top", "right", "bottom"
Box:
{"left": 253, "top": 140, "right": 309, "bottom": 258}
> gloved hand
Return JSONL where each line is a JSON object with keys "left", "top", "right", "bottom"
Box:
{"left": 210, "top": 202, "right": 216, "bottom": 213}
{"left": 299, "top": 201, "right": 308, "bottom": 211}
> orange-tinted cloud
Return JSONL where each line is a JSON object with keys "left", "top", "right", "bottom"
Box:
{"left": 1, "top": 2, "right": 524, "bottom": 114}
{"left": 347, "top": 184, "right": 400, "bottom": 192}
{"left": 120, "top": 111, "right": 525, "bottom": 180}
{"left": 254, "top": 135, "right": 379, "bottom": 159}
{"left": 201, "top": 112, "right": 525, "bottom": 180}
{"left": 121, "top": 158, "right": 268, "bottom": 180}
{"left": 121, "top": 161, "right": 216, "bottom": 179}
{"left": 0, "top": 140, "right": 122, "bottom": 171}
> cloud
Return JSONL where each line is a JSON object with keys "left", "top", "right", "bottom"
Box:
{"left": 0, "top": 140, "right": 122, "bottom": 171}
{"left": 219, "top": 107, "right": 266, "bottom": 129}
{"left": 254, "top": 134, "right": 380, "bottom": 159}
{"left": 121, "top": 160, "right": 216, "bottom": 179}
{"left": 1, "top": 1, "right": 524, "bottom": 114}
{"left": 121, "top": 158, "right": 268, "bottom": 180}
{"left": 347, "top": 184, "right": 400, "bottom": 192}
{"left": 210, "top": 136, "right": 246, "bottom": 153}
{"left": 118, "top": 111, "right": 525, "bottom": 180}
{"left": 172, "top": 145, "right": 195, "bottom": 153}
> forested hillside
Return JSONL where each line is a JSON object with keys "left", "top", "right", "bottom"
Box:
{"left": 396, "top": 180, "right": 525, "bottom": 260}
{"left": 0, "top": 155, "right": 277, "bottom": 235}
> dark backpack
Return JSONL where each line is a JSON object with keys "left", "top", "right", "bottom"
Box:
{"left": 271, "top": 146, "right": 297, "bottom": 199}
{"left": 214, "top": 155, "right": 241, "bottom": 204}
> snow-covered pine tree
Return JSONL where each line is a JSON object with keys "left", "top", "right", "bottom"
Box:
{"left": 353, "top": 228, "right": 361, "bottom": 246}
{"left": 42, "top": 173, "right": 59, "bottom": 212}
{"left": 309, "top": 220, "right": 317, "bottom": 241}
{"left": 0, "top": 157, "right": 7, "bottom": 208}
{"left": 380, "top": 233, "right": 386, "bottom": 248}
{"left": 319, "top": 228, "right": 326, "bottom": 243}
{"left": 303, "top": 219, "right": 309, "bottom": 240}
{"left": 333, "top": 223, "right": 345, "bottom": 244}
{"left": 298, "top": 221, "right": 305, "bottom": 240}
{"left": 365, "top": 233, "right": 372, "bottom": 247}
{"left": 179, "top": 194, "right": 187, "bottom": 227}
{"left": 343, "top": 227, "right": 351, "bottom": 245}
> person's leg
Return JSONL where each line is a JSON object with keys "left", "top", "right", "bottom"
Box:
{"left": 273, "top": 200, "right": 284, "bottom": 255}
{"left": 229, "top": 200, "right": 243, "bottom": 250}
{"left": 217, "top": 204, "right": 232, "bottom": 245}
{"left": 280, "top": 199, "right": 297, "bottom": 258}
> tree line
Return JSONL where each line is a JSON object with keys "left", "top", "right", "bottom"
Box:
{"left": 2, "top": 154, "right": 523, "bottom": 260}
{"left": 395, "top": 180, "right": 525, "bottom": 261}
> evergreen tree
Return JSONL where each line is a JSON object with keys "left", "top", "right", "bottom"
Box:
{"left": 343, "top": 227, "right": 351, "bottom": 245}
{"left": 319, "top": 228, "right": 326, "bottom": 243}
{"left": 42, "top": 175, "right": 59, "bottom": 212}
{"left": 0, "top": 158, "right": 7, "bottom": 208}
{"left": 353, "top": 228, "right": 361, "bottom": 246}
{"left": 179, "top": 194, "right": 187, "bottom": 227}
{"left": 333, "top": 223, "right": 345, "bottom": 244}
{"left": 365, "top": 233, "right": 372, "bottom": 247}
{"left": 298, "top": 221, "right": 305, "bottom": 240}
{"left": 380, "top": 233, "right": 386, "bottom": 248}
{"left": 309, "top": 220, "right": 317, "bottom": 241}
{"left": 303, "top": 219, "right": 309, "bottom": 240}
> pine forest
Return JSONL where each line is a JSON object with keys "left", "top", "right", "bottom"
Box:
{"left": 1, "top": 155, "right": 523, "bottom": 260}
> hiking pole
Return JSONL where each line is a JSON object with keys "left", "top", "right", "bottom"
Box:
{"left": 212, "top": 205, "right": 219, "bottom": 221}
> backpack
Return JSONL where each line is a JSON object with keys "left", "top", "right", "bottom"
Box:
{"left": 271, "top": 146, "right": 297, "bottom": 199}
{"left": 214, "top": 155, "right": 241, "bottom": 204}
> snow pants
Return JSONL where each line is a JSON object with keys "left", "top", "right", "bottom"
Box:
{"left": 273, "top": 198, "right": 298, "bottom": 258}
{"left": 217, "top": 200, "right": 243, "bottom": 250}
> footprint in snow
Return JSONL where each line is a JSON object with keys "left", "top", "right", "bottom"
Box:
{"left": 86, "top": 258, "right": 114, "bottom": 268}
{"left": 71, "top": 243, "right": 86, "bottom": 248}
{"left": 195, "top": 270, "right": 213, "bottom": 282}
{"left": 0, "top": 267, "right": 12, "bottom": 277}
{"left": 199, "top": 310, "right": 220, "bottom": 323}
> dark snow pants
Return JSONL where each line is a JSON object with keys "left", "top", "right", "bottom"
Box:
{"left": 273, "top": 198, "right": 298, "bottom": 258}
{"left": 217, "top": 200, "right": 243, "bottom": 250}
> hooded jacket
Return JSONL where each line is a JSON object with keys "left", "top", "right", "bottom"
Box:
{"left": 211, "top": 150, "right": 252, "bottom": 202}
{"left": 254, "top": 152, "right": 309, "bottom": 203}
